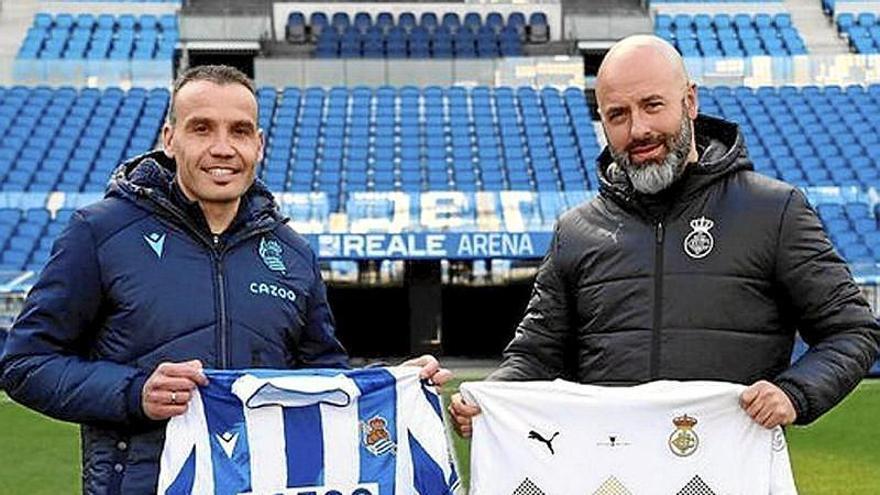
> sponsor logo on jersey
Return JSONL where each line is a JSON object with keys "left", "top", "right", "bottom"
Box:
{"left": 248, "top": 282, "right": 297, "bottom": 303}
{"left": 683, "top": 217, "right": 715, "bottom": 259}
{"left": 596, "top": 433, "right": 631, "bottom": 448}
{"left": 361, "top": 416, "right": 396, "bottom": 456}
{"left": 240, "top": 485, "right": 377, "bottom": 495}
{"left": 259, "top": 236, "right": 286, "bottom": 272}
{"left": 669, "top": 414, "right": 700, "bottom": 457}
{"left": 527, "top": 430, "right": 559, "bottom": 455}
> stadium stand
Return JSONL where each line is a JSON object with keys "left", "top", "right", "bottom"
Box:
{"left": 698, "top": 84, "right": 880, "bottom": 189}
{"left": 0, "top": 85, "right": 167, "bottom": 192}
{"left": 835, "top": 12, "right": 880, "bottom": 53}
{"left": 285, "top": 11, "right": 548, "bottom": 58}
{"left": 5, "top": 81, "right": 880, "bottom": 270}
{"left": 0, "top": 207, "right": 73, "bottom": 272}
{"left": 257, "top": 85, "right": 598, "bottom": 211}
{"left": 655, "top": 12, "right": 807, "bottom": 56}
{"left": 16, "top": 13, "right": 177, "bottom": 60}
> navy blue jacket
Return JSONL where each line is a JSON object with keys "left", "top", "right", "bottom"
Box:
{"left": 0, "top": 151, "right": 348, "bottom": 494}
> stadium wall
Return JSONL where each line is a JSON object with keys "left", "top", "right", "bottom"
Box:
{"left": 254, "top": 55, "right": 584, "bottom": 88}
{"left": 683, "top": 53, "right": 880, "bottom": 87}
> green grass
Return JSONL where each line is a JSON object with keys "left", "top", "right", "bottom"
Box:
{"left": 785, "top": 380, "right": 880, "bottom": 494}
{"left": 2, "top": 380, "right": 878, "bottom": 493}
{"left": 0, "top": 393, "right": 80, "bottom": 494}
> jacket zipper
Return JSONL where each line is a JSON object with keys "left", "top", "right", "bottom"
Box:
{"left": 213, "top": 235, "right": 229, "bottom": 368}
{"left": 143, "top": 190, "right": 283, "bottom": 369}
{"left": 651, "top": 221, "right": 664, "bottom": 380}
{"left": 212, "top": 224, "right": 279, "bottom": 368}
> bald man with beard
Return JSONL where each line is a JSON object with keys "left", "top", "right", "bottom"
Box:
{"left": 449, "top": 35, "right": 880, "bottom": 436}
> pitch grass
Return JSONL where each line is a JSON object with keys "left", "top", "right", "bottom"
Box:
{"left": 1, "top": 380, "right": 878, "bottom": 494}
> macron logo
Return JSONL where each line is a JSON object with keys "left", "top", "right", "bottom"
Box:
{"left": 144, "top": 232, "right": 166, "bottom": 259}
{"left": 216, "top": 431, "right": 239, "bottom": 458}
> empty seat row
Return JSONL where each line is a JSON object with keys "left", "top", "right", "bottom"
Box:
{"left": 287, "top": 11, "right": 549, "bottom": 47}
{"left": 6, "top": 83, "right": 880, "bottom": 203}
{"left": 836, "top": 13, "right": 880, "bottom": 53}
{"left": 656, "top": 13, "right": 806, "bottom": 57}
{"left": 816, "top": 201, "right": 880, "bottom": 265}
{"left": 0, "top": 207, "right": 74, "bottom": 273}
{"left": 256, "top": 85, "right": 596, "bottom": 210}
{"left": 699, "top": 84, "right": 880, "bottom": 189}
{"left": 19, "top": 13, "right": 177, "bottom": 60}
{"left": 0, "top": 86, "right": 167, "bottom": 193}
{"left": 315, "top": 29, "right": 523, "bottom": 58}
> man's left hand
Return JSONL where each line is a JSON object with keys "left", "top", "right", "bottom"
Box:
{"left": 740, "top": 380, "right": 797, "bottom": 428}
{"left": 400, "top": 354, "right": 453, "bottom": 389}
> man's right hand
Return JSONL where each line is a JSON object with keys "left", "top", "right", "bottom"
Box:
{"left": 142, "top": 360, "right": 208, "bottom": 420}
{"left": 448, "top": 392, "right": 481, "bottom": 438}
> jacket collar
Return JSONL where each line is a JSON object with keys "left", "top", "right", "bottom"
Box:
{"left": 107, "top": 150, "right": 283, "bottom": 240}
{"left": 596, "top": 114, "right": 753, "bottom": 219}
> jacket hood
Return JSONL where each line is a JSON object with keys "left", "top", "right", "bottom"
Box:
{"left": 596, "top": 114, "right": 753, "bottom": 217}
{"left": 107, "top": 150, "right": 283, "bottom": 229}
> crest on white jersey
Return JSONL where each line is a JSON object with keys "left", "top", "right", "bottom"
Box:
{"left": 361, "top": 415, "right": 396, "bottom": 456}
{"left": 669, "top": 414, "right": 700, "bottom": 457}
{"left": 683, "top": 217, "right": 715, "bottom": 259}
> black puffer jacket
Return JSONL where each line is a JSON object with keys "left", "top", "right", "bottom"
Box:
{"left": 490, "top": 115, "right": 880, "bottom": 425}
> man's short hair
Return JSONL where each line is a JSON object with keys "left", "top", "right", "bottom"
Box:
{"left": 166, "top": 65, "right": 256, "bottom": 125}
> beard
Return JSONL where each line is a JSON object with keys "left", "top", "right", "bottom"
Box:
{"left": 608, "top": 104, "right": 694, "bottom": 195}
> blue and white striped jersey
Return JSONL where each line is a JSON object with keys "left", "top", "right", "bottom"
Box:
{"left": 158, "top": 367, "right": 458, "bottom": 495}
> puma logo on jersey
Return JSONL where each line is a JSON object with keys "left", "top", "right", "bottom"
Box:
{"left": 528, "top": 430, "right": 559, "bottom": 455}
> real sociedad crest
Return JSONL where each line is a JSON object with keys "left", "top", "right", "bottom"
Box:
{"left": 361, "top": 416, "right": 397, "bottom": 456}
{"left": 259, "top": 236, "right": 286, "bottom": 273}
{"left": 683, "top": 216, "right": 715, "bottom": 259}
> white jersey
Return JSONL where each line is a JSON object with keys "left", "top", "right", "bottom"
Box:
{"left": 159, "top": 366, "right": 458, "bottom": 495}
{"left": 461, "top": 380, "right": 797, "bottom": 495}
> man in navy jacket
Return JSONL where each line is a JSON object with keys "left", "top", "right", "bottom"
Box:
{"left": 0, "top": 65, "right": 450, "bottom": 494}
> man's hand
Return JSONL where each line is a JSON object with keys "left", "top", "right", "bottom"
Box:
{"left": 400, "top": 354, "right": 453, "bottom": 388}
{"left": 740, "top": 380, "right": 797, "bottom": 429}
{"left": 448, "top": 392, "right": 481, "bottom": 438}
{"left": 142, "top": 360, "right": 208, "bottom": 420}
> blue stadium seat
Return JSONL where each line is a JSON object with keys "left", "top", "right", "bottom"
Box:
{"left": 420, "top": 13, "right": 438, "bottom": 33}
{"left": 660, "top": 12, "right": 807, "bottom": 57}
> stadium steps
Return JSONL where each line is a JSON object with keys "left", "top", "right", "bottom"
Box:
{"left": 783, "top": 0, "right": 849, "bottom": 54}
